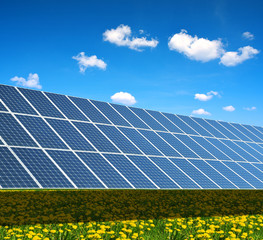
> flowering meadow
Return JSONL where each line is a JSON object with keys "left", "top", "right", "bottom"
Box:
{"left": 1, "top": 190, "right": 263, "bottom": 239}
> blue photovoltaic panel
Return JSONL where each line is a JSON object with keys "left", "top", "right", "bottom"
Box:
{"left": 238, "top": 162, "right": 263, "bottom": 184}
{"left": 206, "top": 138, "right": 245, "bottom": 162}
{"left": 191, "top": 136, "right": 231, "bottom": 161}
{"left": 254, "top": 126, "right": 263, "bottom": 134}
{"left": 207, "top": 160, "right": 253, "bottom": 189}
{"left": 220, "top": 139, "right": 259, "bottom": 163}
{"left": 139, "top": 129, "right": 182, "bottom": 157}
{"left": 242, "top": 124, "right": 263, "bottom": 142}
{"left": 0, "top": 147, "right": 39, "bottom": 188}
{"left": 191, "top": 117, "right": 227, "bottom": 139}
{"left": 0, "top": 85, "right": 37, "bottom": 115}
{"left": 45, "top": 92, "right": 88, "bottom": 121}
{"left": 219, "top": 121, "right": 251, "bottom": 142}
{"left": 46, "top": 118, "right": 95, "bottom": 151}
{"left": 234, "top": 141, "right": 263, "bottom": 162}
{"left": 118, "top": 127, "right": 162, "bottom": 156}
{"left": 13, "top": 148, "right": 73, "bottom": 188}
{"left": 146, "top": 110, "right": 183, "bottom": 133}
{"left": 0, "top": 113, "right": 37, "bottom": 147}
{"left": 157, "top": 132, "right": 199, "bottom": 158}
{"left": 17, "top": 115, "right": 68, "bottom": 149}
{"left": 223, "top": 161, "right": 263, "bottom": 188}
{"left": 0, "top": 101, "right": 7, "bottom": 111}
{"left": 0, "top": 139, "right": 3, "bottom": 145}
{"left": 128, "top": 155, "right": 179, "bottom": 188}
{"left": 18, "top": 88, "right": 65, "bottom": 118}
{"left": 206, "top": 119, "right": 239, "bottom": 140}
{"left": 90, "top": 100, "right": 131, "bottom": 127}
{"left": 104, "top": 154, "right": 157, "bottom": 189}
{"left": 188, "top": 159, "right": 237, "bottom": 189}
{"left": 169, "top": 158, "right": 219, "bottom": 189}
{"left": 47, "top": 150, "right": 105, "bottom": 188}
{"left": 77, "top": 152, "right": 132, "bottom": 189}
{"left": 129, "top": 107, "right": 167, "bottom": 131}
{"left": 73, "top": 122, "right": 120, "bottom": 153}
{"left": 247, "top": 142, "right": 263, "bottom": 156}
{"left": 175, "top": 134, "right": 216, "bottom": 159}
{"left": 231, "top": 123, "right": 263, "bottom": 143}
{"left": 110, "top": 103, "right": 150, "bottom": 129}
{"left": 252, "top": 163, "right": 263, "bottom": 174}
{"left": 177, "top": 115, "right": 212, "bottom": 137}
{"left": 97, "top": 124, "right": 141, "bottom": 154}
{"left": 149, "top": 157, "right": 200, "bottom": 189}
{"left": 70, "top": 96, "right": 111, "bottom": 124}
{"left": 163, "top": 113, "right": 199, "bottom": 135}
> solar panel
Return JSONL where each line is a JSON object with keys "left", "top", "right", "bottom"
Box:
{"left": 1, "top": 84, "right": 263, "bottom": 189}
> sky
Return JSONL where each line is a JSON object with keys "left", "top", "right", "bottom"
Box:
{"left": 0, "top": 0, "right": 262, "bottom": 126}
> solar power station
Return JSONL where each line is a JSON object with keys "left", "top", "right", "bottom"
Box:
{"left": 1, "top": 84, "right": 263, "bottom": 189}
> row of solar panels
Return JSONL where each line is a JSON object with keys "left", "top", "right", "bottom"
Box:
{"left": 1, "top": 84, "right": 263, "bottom": 189}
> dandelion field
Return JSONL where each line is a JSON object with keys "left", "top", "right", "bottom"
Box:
{"left": 1, "top": 190, "right": 263, "bottom": 240}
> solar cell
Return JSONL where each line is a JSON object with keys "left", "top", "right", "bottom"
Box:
{"left": 46, "top": 118, "right": 95, "bottom": 151}
{"left": 0, "top": 147, "right": 39, "bottom": 188}
{"left": 118, "top": 127, "right": 162, "bottom": 156}
{"left": 0, "top": 139, "right": 3, "bottom": 145}
{"left": 129, "top": 107, "right": 167, "bottom": 131}
{"left": 103, "top": 154, "right": 157, "bottom": 189}
{"left": 247, "top": 142, "right": 263, "bottom": 156}
{"left": 127, "top": 155, "right": 180, "bottom": 188}
{"left": 234, "top": 141, "right": 263, "bottom": 162}
{"left": 110, "top": 103, "right": 150, "bottom": 129}
{"left": 254, "top": 126, "right": 263, "bottom": 135}
{"left": 13, "top": 148, "right": 74, "bottom": 188}
{"left": 238, "top": 162, "right": 263, "bottom": 184}
{"left": 17, "top": 115, "right": 68, "bottom": 149}
{"left": 18, "top": 88, "right": 65, "bottom": 118}
{"left": 242, "top": 124, "right": 263, "bottom": 142}
{"left": 188, "top": 159, "right": 237, "bottom": 189}
{"left": 47, "top": 150, "right": 105, "bottom": 188}
{"left": 168, "top": 158, "right": 219, "bottom": 189}
{"left": 74, "top": 122, "right": 120, "bottom": 153}
{"left": 177, "top": 115, "right": 212, "bottom": 137}
{"left": 146, "top": 110, "right": 183, "bottom": 133}
{"left": 97, "top": 124, "right": 141, "bottom": 154}
{"left": 191, "top": 117, "right": 227, "bottom": 139}
{"left": 0, "top": 85, "right": 37, "bottom": 115}
{"left": 90, "top": 100, "right": 131, "bottom": 127}
{"left": 0, "top": 113, "right": 38, "bottom": 147}
{"left": 149, "top": 157, "right": 200, "bottom": 189}
{"left": 162, "top": 113, "right": 199, "bottom": 135}
{"left": 70, "top": 97, "right": 111, "bottom": 124}
{"left": 45, "top": 92, "right": 88, "bottom": 121}
{"left": 77, "top": 152, "right": 132, "bottom": 188}
{"left": 139, "top": 129, "right": 182, "bottom": 157}
{"left": 0, "top": 101, "right": 7, "bottom": 111}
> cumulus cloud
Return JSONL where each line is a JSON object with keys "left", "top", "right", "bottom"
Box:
{"left": 11, "top": 73, "right": 42, "bottom": 89}
{"left": 168, "top": 29, "right": 224, "bottom": 62}
{"left": 220, "top": 46, "right": 259, "bottom": 67}
{"left": 111, "top": 92, "right": 136, "bottom": 106}
{"left": 73, "top": 52, "right": 107, "bottom": 73}
{"left": 244, "top": 106, "right": 256, "bottom": 111}
{"left": 223, "top": 105, "right": 235, "bottom": 112}
{"left": 192, "top": 108, "right": 211, "bottom": 116}
{"left": 242, "top": 32, "right": 254, "bottom": 40}
{"left": 103, "top": 24, "right": 158, "bottom": 51}
{"left": 194, "top": 91, "right": 219, "bottom": 101}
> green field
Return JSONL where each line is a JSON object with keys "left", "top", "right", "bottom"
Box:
{"left": 1, "top": 190, "right": 263, "bottom": 239}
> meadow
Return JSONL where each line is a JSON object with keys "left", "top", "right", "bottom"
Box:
{"left": 1, "top": 190, "right": 263, "bottom": 239}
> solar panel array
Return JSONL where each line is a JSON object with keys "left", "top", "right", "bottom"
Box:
{"left": 1, "top": 84, "right": 263, "bottom": 189}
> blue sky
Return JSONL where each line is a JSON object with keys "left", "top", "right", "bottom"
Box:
{"left": 0, "top": 0, "right": 262, "bottom": 126}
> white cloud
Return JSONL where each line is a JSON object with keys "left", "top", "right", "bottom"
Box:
{"left": 168, "top": 29, "right": 224, "bottom": 62}
{"left": 192, "top": 108, "right": 211, "bottom": 115}
{"left": 194, "top": 91, "right": 219, "bottom": 101}
{"left": 111, "top": 92, "right": 136, "bottom": 106}
{"left": 242, "top": 32, "right": 254, "bottom": 40}
{"left": 223, "top": 105, "right": 235, "bottom": 112}
{"left": 220, "top": 46, "right": 259, "bottom": 66}
{"left": 244, "top": 106, "right": 256, "bottom": 111}
{"left": 72, "top": 52, "right": 107, "bottom": 73}
{"left": 103, "top": 24, "right": 158, "bottom": 51}
{"left": 11, "top": 73, "right": 42, "bottom": 89}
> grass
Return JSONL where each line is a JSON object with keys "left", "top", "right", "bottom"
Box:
{"left": 0, "top": 189, "right": 263, "bottom": 239}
